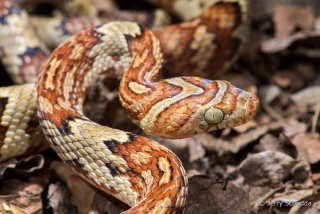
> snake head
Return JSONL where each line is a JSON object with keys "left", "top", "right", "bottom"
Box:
{"left": 198, "top": 79, "right": 260, "bottom": 132}
{"left": 138, "top": 77, "right": 259, "bottom": 139}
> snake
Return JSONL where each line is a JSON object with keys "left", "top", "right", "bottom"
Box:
{"left": 0, "top": 0, "right": 250, "bottom": 84}
{"left": 0, "top": 0, "right": 259, "bottom": 213}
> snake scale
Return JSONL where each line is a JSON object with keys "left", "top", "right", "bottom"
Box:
{"left": 0, "top": 0, "right": 259, "bottom": 213}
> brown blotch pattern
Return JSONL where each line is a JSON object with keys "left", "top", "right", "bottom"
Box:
{"left": 154, "top": 2, "right": 245, "bottom": 78}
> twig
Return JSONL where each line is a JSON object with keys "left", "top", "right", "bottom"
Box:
{"left": 262, "top": 103, "right": 285, "bottom": 123}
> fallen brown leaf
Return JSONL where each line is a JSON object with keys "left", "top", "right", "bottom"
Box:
{"left": 186, "top": 176, "right": 250, "bottom": 214}
{"left": 273, "top": 5, "right": 314, "bottom": 39}
{"left": 291, "top": 86, "right": 320, "bottom": 108}
{"left": 47, "top": 183, "right": 77, "bottom": 213}
{"left": 292, "top": 133, "right": 320, "bottom": 164}
{"left": 0, "top": 180, "right": 43, "bottom": 214}
{"left": 239, "top": 151, "right": 297, "bottom": 186}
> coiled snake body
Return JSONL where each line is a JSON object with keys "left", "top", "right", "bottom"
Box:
{"left": 0, "top": 1, "right": 259, "bottom": 213}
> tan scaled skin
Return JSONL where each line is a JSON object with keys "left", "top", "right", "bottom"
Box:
{"left": 0, "top": 21, "right": 259, "bottom": 213}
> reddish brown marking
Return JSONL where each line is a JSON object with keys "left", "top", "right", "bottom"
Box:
{"left": 126, "top": 161, "right": 135, "bottom": 169}
{"left": 124, "top": 143, "right": 134, "bottom": 149}
{"left": 25, "top": 117, "right": 40, "bottom": 135}
{"left": 64, "top": 159, "right": 88, "bottom": 177}
{"left": 0, "top": 97, "right": 8, "bottom": 153}
{"left": 0, "top": 126, "right": 5, "bottom": 149}
{"left": 17, "top": 143, "right": 48, "bottom": 158}
{"left": 135, "top": 165, "right": 142, "bottom": 173}
{"left": 125, "top": 148, "right": 136, "bottom": 154}
{"left": 100, "top": 185, "right": 120, "bottom": 195}
{"left": 140, "top": 164, "right": 147, "bottom": 171}
{"left": 111, "top": 53, "right": 121, "bottom": 61}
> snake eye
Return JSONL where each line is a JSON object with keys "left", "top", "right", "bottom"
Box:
{"left": 204, "top": 107, "right": 224, "bottom": 125}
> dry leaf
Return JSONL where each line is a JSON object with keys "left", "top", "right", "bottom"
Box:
{"left": 239, "top": 151, "right": 297, "bottom": 186}
{"left": 291, "top": 145, "right": 313, "bottom": 189}
{"left": 233, "top": 120, "right": 258, "bottom": 133}
{"left": 186, "top": 176, "right": 250, "bottom": 214}
{"left": 67, "top": 175, "right": 128, "bottom": 213}
{"left": 283, "top": 119, "right": 307, "bottom": 138}
{"left": 0, "top": 180, "right": 43, "bottom": 214}
{"left": 291, "top": 86, "right": 320, "bottom": 108}
{"left": 273, "top": 5, "right": 315, "bottom": 39}
{"left": 47, "top": 183, "right": 77, "bottom": 213}
{"left": 292, "top": 133, "right": 320, "bottom": 164}
{"left": 261, "top": 4, "right": 317, "bottom": 53}
{"left": 222, "top": 122, "right": 282, "bottom": 154}
{"left": 259, "top": 134, "right": 279, "bottom": 151}
{"left": 303, "top": 201, "right": 320, "bottom": 214}
{"left": 259, "top": 84, "right": 281, "bottom": 104}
